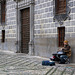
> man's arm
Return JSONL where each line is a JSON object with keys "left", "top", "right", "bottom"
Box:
{"left": 62, "top": 45, "right": 70, "bottom": 52}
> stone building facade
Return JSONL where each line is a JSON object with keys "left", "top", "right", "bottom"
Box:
{"left": 0, "top": 0, "right": 17, "bottom": 52}
{"left": 34, "top": 0, "right": 75, "bottom": 62}
{"left": 0, "top": 0, "right": 75, "bottom": 62}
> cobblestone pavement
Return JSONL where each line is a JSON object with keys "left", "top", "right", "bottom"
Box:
{"left": 0, "top": 51, "right": 75, "bottom": 75}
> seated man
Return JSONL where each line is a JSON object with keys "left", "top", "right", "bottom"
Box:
{"left": 58, "top": 40, "right": 71, "bottom": 57}
{"left": 58, "top": 40, "right": 71, "bottom": 63}
{"left": 50, "top": 40, "right": 71, "bottom": 63}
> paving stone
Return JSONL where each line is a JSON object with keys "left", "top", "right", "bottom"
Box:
{"left": 0, "top": 51, "right": 75, "bottom": 74}
{"left": 52, "top": 67, "right": 66, "bottom": 75}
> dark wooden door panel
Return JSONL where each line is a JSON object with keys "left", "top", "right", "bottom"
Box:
{"left": 21, "top": 8, "right": 30, "bottom": 53}
{"left": 56, "top": 0, "right": 66, "bottom": 14}
{"left": 58, "top": 27, "right": 65, "bottom": 47}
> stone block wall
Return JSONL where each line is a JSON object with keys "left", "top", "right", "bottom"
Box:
{"left": 34, "top": 0, "right": 75, "bottom": 38}
{"left": 34, "top": 0, "right": 56, "bottom": 38}
{"left": 0, "top": 0, "right": 17, "bottom": 52}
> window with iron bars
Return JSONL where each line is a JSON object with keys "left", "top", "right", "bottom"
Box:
{"left": 55, "top": 0, "right": 66, "bottom": 14}
{"left": 2, "top": 30, "right": 5, "bottom": 43}
{"left": 0, "top": 0, "right": 6, "bottom": 43}
{"left": 0, "top": 0, "right": 6, "bottom": 24}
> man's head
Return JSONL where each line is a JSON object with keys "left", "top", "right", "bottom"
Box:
{"left": 64, "top": 40, "right": 68, "bottom": 45}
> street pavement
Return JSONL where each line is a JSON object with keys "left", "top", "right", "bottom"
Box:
{"left": 0, "top": 51, "right": 75, "bottom": 75}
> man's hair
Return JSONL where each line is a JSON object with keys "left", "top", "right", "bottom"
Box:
{"left": 64, "top": 40, "right": 68, "bottom": 43}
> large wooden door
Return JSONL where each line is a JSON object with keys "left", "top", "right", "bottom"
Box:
{"left": 21, "top": 8, "right": 30, "bottom": 53}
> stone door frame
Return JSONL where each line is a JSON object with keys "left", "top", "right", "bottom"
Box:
{"left": 17, "top": 3, "right": 34, "bottom": 55}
